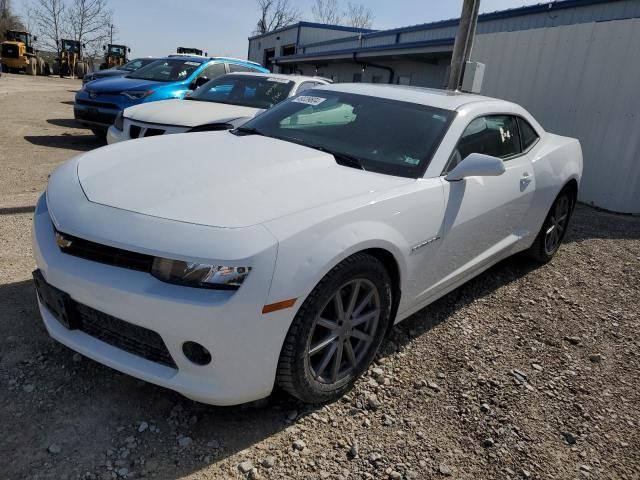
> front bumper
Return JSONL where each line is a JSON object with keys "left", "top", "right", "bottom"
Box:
{"left": 74, "top": 102, "right": 119, "bottom": 129}
{"left": 1, "top": 56, "right": 29, "bottom": 69}
{"left": 107, "top": 119, "right": 189, "bottom": 144}
{"left": 32, "top": 182, "right": 295, "bottom": 405}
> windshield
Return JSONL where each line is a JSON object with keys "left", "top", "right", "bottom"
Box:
{"left": 109, "top": 45, "right": 126, "bottom": 56}
{"left": 117, "top": 58, "right": 156, "bottom": 72}
{"left": 189, "top": 75, "right": 294, "bottom": 109}
{"left": 239, "top": 90, "right": 456, "bottom": 178}
{"left": 126, "top": 59, "right": 202, "bottom": 82}
{"left": 62, "top": 41, "right": 79, "bottom": 53}
{"left": 7, "top": 31, "right": 28, "bottom": 43}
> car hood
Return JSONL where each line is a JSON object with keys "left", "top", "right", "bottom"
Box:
{"left": 124, "top": 99, "right": 259, "bottom": 127}
{"left": 93, "top": 70, "right": 127, "bottom": 78}
{"left": 76, "top": 132, "right": 411, "bottom": 228}
{"left": 86, "top": 75, "right": 164, "bottom": 93}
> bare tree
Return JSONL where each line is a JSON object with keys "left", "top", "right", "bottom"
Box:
{"left": 254, "top": 0, "right": 301, "bottom": 35}
{"left": 1, "top": 0, "right": 24, "bottom": 35}
{"left": 312, "top": 0, "right": 342, "bottom": 25}
{"left": 65, "top": 0, "right": 112, "bottom": 56}
{"left": 344, "top": 2, "right": 373, "bottom": 29}
{"left": 27, "top": 0, "right": 65, "bottom": 55}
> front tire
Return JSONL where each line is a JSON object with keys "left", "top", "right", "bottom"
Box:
{"left": 527, "top": 187, "right": 575, "bottom": 262}
{"left": 276, "top": 253, "right": 392, "bottom": 404}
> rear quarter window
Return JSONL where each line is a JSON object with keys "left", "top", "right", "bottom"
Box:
{"left": 518, "top": 118, "right": 540, "bottom": 151}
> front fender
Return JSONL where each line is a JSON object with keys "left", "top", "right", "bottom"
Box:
{"left": 263, "top": 179, "right": 445, "bottom": 316}
{"left": 271, "top": 220, "right": 409, "bottom": 308}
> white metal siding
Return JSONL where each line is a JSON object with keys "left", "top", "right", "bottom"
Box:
{"left": 474, "top": 18, "right": 640, "bottom": 213}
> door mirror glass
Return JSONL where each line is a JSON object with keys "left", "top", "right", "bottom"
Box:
{"left": 190, "top": 76, "right": 209, "bottom": 90}
{"left": 445, "top": 153, "right": 505, "bottom": 181}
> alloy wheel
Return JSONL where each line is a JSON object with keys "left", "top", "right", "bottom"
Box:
{"left": 544, "top": 195, "right": 570, "bottom": 255}
{"left": 307, "top": 279, "right": 381, "bottom": 384}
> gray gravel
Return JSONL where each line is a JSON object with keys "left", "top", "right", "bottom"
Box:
{"left": 1, "top": 73, "right": 639, "bottom": 479}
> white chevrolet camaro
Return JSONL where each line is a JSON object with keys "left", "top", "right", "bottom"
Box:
{"left": 106, "top": 73, "right": 331, "bottom": 144}
{"left": 32, "top": 84, "right": 582, "bottom": 405}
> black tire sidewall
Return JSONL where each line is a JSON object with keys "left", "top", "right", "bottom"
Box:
{"left": 280, "top": 254, "right": 392, "bottom": 403}
{"left": 529, "top": 188, "right": 575, "bottom": 262}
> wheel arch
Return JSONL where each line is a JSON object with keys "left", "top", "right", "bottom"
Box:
{"left": 359, "top": 247, "right": 402, "bottom": 333}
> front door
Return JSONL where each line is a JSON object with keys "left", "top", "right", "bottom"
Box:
{"left": 414, "top": 115, "right": 536, "bottom": 303}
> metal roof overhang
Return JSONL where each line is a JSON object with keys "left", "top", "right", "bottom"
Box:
{"left": 275, "top": 38, "right": 455, "bottom": 65}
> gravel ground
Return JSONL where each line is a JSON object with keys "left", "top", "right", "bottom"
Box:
{"left": 1, "top": 73, "right": 639, "bottom": 480}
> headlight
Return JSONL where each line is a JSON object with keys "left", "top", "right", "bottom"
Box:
{"left": 113, "top": 111, "right": 124, "bottom": 130}
{"left": 122, "top": 90, "right": 154, "bottom": 100}
{"left": 151, "top": 257, "right": 251, "bottom": 290}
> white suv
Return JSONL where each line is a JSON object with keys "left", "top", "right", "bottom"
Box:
{"left": 107, "top": 73, "right": 331, "bottom": 144}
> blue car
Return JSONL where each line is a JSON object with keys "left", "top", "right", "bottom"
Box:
{"left": 81, "top": 57, "right": 159, "bottom": 85}
{"left": 75, "top": 55, "right": 268, "bottom": 138}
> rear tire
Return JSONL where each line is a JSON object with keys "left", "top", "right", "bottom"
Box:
{"left": 527, "top": 187, "right": 575, "bottom": 263}
{"left": 37, "top": 57, "right": 46, "bottom": 75}
{"left": 26, "top": 58, "right": 37, "bottom": 76}
{"left": 75, "top": 61, "right": 87, "bottom": 79}
{"left": 276, "top": 253, "right": 392, "bottom": 404}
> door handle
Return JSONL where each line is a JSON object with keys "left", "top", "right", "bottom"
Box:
{"left": 520, "top": 172, "right": 532, "bottom": 188}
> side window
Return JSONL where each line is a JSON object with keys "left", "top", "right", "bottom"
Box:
{"left": 197, "top": 63, "right": 226, "bottom": 80}
{"left": 444, "top": 115, "right": 521, "bottom": 174}
{"left": 518, "top": 117, "right": 539, "bottom": 151}
{"left": 228, "top": 64, "right": 254, "bottom": 73}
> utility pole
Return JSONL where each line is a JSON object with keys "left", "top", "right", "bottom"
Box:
{"left": 447, "top": 0, "right": 481, "bottom": 91}
{"left": 109, "top": 24, "right": 114, "bottom": 45}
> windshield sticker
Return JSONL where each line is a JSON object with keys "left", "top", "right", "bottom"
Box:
{"left": 267, "top": 77, "right": 290, "bottom": 84}
{"left": 184, "top": 61, "right": 200, "bottom": 66}
{"left": 403, "top": 156, "right": 421, "bottom": 165}
{"left": 292, "top": 95, "right": 327, "bottom": 106}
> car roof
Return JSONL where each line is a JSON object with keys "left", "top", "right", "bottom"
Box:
{"left": 161, "top": 55, "right": 208, "bottom": 63}
{"left": 313, "top": 83, "right": 510, "bottom": 111}
{"left": 225, "top": 72, "right": 330, "bottom": 84}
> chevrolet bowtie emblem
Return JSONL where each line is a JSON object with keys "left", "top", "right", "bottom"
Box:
{"left": 55, "top": 232, "right": 73, "bottom": 249}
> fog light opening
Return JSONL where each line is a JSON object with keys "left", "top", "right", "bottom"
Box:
{"left": 182, "top": 341, "right": 212, "bottom": 366}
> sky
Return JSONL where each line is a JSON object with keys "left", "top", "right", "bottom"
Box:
{"left": 15, "top": 0, "right": 543, "bottom": 58}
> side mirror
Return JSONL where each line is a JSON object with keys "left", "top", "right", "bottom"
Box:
{"left": 445, "top": 153, "right": 505, "bottom": 182}
{"left": 191, "top": 76, "right": 209, "bottom": 90}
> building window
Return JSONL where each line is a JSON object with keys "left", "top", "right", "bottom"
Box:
{"left": 263, "top": 48, "right": 275, "bottom": 72}
{"left": 281, "top": 44, "right": 296, "bottom": 56}
{"left": 353, "top": 73, "right": 362, "bottom": 83}
{"left": 397, "top": 75, "right": 411, "bottom": 86}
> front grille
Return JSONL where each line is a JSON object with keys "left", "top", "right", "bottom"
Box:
{"left": 129, "top": 125, "right": 142, "bottom": 138}
{"left": 76, "top": 99, "right": 119, "bottom": 110}
{"left": 33, "top": 270, "right": 176, "bottom": 369}
{"left": 1, "top": 44, "right": 19, "bottom": 58}
{"left": 56, "top": 229, "right": 153, "bottom": 273}
{"left": 75, "top": 108, "right": 117, "bottom": 126}
{"left": 144, "top": 128, "right": 165, "bottom": 137}
{"left": 75, "top": 303, "right": 177, "bottom": 368}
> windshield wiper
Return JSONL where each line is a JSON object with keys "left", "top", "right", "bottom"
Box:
{"left": 307, "top": 144, "right": 366, "bottom": 171}
{"left": 231, "top": 126, "right": 268, "bottom": 137}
